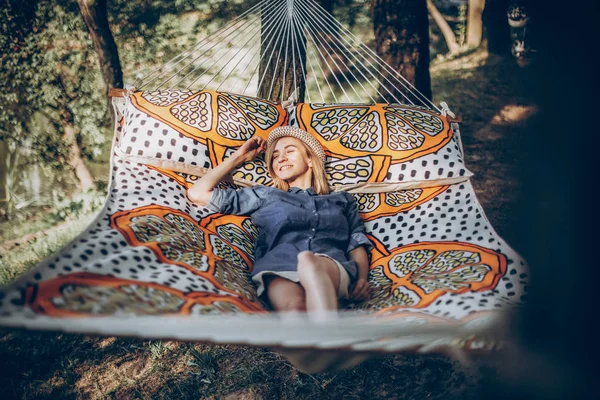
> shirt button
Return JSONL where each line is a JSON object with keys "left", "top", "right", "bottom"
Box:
{"left": 311, "top": 228, "right": 315, "bottom": 231}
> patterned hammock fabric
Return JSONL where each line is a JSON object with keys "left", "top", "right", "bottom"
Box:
{"left": 0, "top": 90, "right": 527, "bottom": 354}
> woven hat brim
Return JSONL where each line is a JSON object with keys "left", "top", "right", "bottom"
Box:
{"left": 267, "top": 127, "right": 326, "bottom": 163}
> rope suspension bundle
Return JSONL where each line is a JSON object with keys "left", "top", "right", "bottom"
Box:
{"left": 134, "top": 0, "right": 438, "bottom": 110}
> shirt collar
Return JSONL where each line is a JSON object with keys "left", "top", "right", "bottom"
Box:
{"left": 288, "top": 186, "right": 317, "bottom": 196}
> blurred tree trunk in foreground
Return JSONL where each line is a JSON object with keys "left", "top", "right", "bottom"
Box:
{"left": 258, "top": 0, "right": 307, "bottom": 102}
{"left": 467, "top": 0, "right": 485, "bottom": 48}
{"left": 481, "top": 2, "right": 598, "bottom": 398}
{"left": 372, "top": 0, "right": 432, "bottom": 103}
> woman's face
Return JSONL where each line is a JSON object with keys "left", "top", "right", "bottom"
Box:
{"left": 271, "top": 137, "right": 312, "bottom": 183}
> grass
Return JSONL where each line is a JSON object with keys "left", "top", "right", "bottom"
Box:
{"left": 0, "top": 211, "right": 100, "bottom": 286}
{"left": 0, "top": 332, "right": 495, "bottom": 399}
{"left": 0, "top": 209, "right": 64, "bottom": 244}
{"left": 0, "top": 47, "right": 536, "bottom": 399}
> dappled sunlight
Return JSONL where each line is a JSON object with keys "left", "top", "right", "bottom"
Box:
{"left": 74, "top": 340, "right": 195, "bottom": 398}
{"left": 491, "top": 104, "right": 538, "bottom": 125}
{"left": 95, "top": 336, "right": 117, "bottom": 349}
{"left": 74, "top": 346, "right": 154, "bottom": 398}
{"left": 34, "top": 375, "right": 70, "bottom": 397}
{"left": 430, "top": 48, "right": 489, "bottom": 74}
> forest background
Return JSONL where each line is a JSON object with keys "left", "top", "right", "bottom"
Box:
{"left": 0, "top": 0, "right": 597, "bottom": 399}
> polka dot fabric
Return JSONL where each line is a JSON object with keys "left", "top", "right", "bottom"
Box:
{"left": 350, "top": 180, "right": 527, "bottom": 319}
{"left": 0, "top": 155, "right": 268, "bottom": 318}
{"left": 117, "top": 90, "right": 287, "bottom": 184}
{"left": 0, "top": 155, "right": 527, "bottom": 323}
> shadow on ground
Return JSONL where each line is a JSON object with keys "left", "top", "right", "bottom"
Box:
{"left": 1, "top": 328, "right": 505, "bottom": 399}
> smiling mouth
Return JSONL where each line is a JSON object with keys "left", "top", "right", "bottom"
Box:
{"left": 279, "top": 165, "right": 292, "bottom": 171}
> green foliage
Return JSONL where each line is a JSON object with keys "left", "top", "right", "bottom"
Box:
{"left": 148, "top": 340, "right": 167, "bottom": 360}
{"left": 333, "top": 0, "right": 371, "bottom": 31}
{"left": 187, "top": 347, "right": 219, "bottom": 382}
{"left": 47, "top": 188, "right": 104, "bottom": 224}
{"left": 108, "top": 0, "right": 260, "bottom": 84}
{"left": 0, "top": 0, "right": 109, "bottom": 169}
{"left": 0, "top": 213, "right": 95, "bottom": 286}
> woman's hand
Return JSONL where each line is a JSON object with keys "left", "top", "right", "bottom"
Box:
{"left": 348, "top": 246, "right": 370, "bottom": 301}
{"left": 349, "top": 278, "right": 370, "bottom": 301}
{"left": 233, "top": 136, "right": 267, "bottom": 164}
{"left": 188, "top": 136, "right": 265, "bottom": 206}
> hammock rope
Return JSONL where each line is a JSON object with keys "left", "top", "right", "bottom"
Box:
{"left": 137, "top": 0, "right": 267, "bottom": 89}
{"left": 295, "top": 0, "right": 405, "bottom": 104}
{"left": 292, "top": 0, "right": 378, "bottom": 103}
{"left": 174, "top": 10, "right": 267, "bottom": 89}
{"left": 267, "top": 1, "right": 294, "bottom": 100}
{"left": 299, "top": 6, "right": 355, "bottom": 101}
{"left": 242, "top": 2, "right": 290, "bottom": 94}
{"left": 296, "top": 0, "right": 437, "bottom": 108}
{"left": 133, "top": 0, "right": 439, "bottom": 110}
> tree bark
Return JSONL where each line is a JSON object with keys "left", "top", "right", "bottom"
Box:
{"left": 63, "top": 125, "right": 95, "bottom": 191}
{"left": 482, "top": 0, "right": 510, "bottom": 55}
{"left": 467, "top": 0, "right": 485, "bottom": 48}
{"left": 427, "top": 0, "right": 461, "bottom": 55}
{"left": 0, "top": 138, "right": 17, "bottom": 219}
{"left": 76, "top": 0, "right": 123, "bottom": 96}
{"left": 372, "top": 0, "right": 432, "bottom": 103}
{"left": 258, "top": 0, "right": 307, "bottom": 102}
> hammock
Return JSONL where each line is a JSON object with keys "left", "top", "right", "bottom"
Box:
{"left": 0, "top": 0, "right": 527, "bottom": 373}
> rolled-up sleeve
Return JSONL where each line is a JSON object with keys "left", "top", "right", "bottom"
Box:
{"left": 206, "top": 186, "right": 267, "bottom": 216}
{"left": 343, "top": 192, "right": 372, "bottom": 253}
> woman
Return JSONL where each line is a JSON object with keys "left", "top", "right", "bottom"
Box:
{"left": 187, "top": 126, "right": 371, "bottom": 314}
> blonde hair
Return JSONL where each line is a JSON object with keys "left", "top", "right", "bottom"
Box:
{"left": 266, "top": 137, "right": 330, "bottom": 195}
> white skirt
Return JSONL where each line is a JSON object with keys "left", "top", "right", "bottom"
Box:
{"left": 252, "top": 253, "right": 351, "bottom": 299}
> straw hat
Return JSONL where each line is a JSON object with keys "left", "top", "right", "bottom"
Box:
{"left": 267, "top": 126, "right": 326, "bottom": 163}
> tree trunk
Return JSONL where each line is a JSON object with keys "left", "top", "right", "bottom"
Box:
{"left": 0, "top": 138, "right": 16, "bottom": 219}
{"left": 258, "top": 0, "right": 307, "bottom": 102}
{"left": 482, "top": 0, "right": 510, "bottom": 55}
{"left": 467, "top": 0, "right": 485, "bottom": 48}
{"left": 427, "top": 0, "right": 461, "bottom": 55}
{"left": 76, "top": 0, "right": 123, "bottom": 96}
{"left": 372, "top": 0, "right": 432, "bottom": 103}
{"left": 64, "top": 125, "right": 95, "bottom": 192}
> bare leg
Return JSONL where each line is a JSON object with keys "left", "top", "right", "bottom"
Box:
{"left": 264, "top": 275, "right": 306, "bottom": 312}
{"left": 296, "top": 251, "right": 341, "bottom": 315}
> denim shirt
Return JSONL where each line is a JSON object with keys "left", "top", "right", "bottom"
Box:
{"left": 207, "top": 186, "right": 372, "bottom": 282}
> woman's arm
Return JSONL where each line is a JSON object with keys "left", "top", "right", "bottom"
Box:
{"left": 342, "top": 192, "right": 372, "bottom": 300}
{"left": 187, "top": 136, "right": 266, "bottom": 206}
{"left": 349, "top": 245, "right": 370, "bottom": 300}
